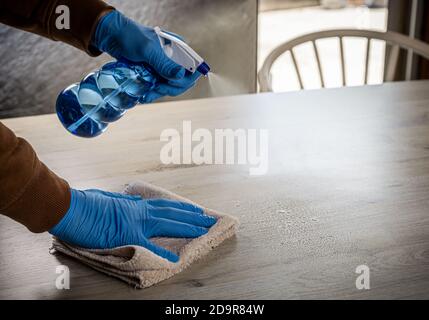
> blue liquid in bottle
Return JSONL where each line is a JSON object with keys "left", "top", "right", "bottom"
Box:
{"left": 56, "top": 61, "right": 157, "bottom": 138}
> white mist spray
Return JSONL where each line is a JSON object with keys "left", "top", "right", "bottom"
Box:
{"left": 206, "top": 72, "right": 247, "bottom": 97}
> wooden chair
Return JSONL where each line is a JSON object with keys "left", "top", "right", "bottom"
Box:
{"left": 258, "top": 29, "right": 429, "bottom": 92}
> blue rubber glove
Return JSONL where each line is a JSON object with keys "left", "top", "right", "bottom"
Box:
{"left": 49, "top": 189, "right": 217, "bottom": 262}
{"left": 92, "top": 10, "right": 202, "bottom": 103}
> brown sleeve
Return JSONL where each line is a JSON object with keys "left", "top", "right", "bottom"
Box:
{"left": 0, "top": 122, "right": 71, "bottom": 233}
{"left": 0, "top": 0, "right": 114, "bottom": 56}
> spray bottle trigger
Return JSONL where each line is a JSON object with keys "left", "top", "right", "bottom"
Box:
{"left": 154, "top": 26, "right": 207, "bottom": 75}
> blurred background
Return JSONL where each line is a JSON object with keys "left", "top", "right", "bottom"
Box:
{"left": 0, "top": 0, "right": 428, "bottom": 118}
{"left": 259, "top": 0, "right": 428, "bottom": 91}
{"left": 259, "top": 0, "right": 388, "bottom": 91}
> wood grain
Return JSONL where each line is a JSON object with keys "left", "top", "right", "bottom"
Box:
{"left": 1, "top": 81, "right": 429, "bottom": 299}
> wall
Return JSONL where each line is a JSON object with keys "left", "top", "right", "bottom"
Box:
{"left": 0, "top": 0, "right": 257, "bottom": 118}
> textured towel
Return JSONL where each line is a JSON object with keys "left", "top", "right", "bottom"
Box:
{"left": 51, "top": 181, "right": 239, "bottom": 288}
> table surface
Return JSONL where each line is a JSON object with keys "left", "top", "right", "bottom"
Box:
{"left": 1, "top": 81, "right": 429, "bottom": 299}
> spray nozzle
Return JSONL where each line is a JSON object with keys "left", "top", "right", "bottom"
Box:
{"left": 154, "top": 26, "right": 211, "bottom": 76}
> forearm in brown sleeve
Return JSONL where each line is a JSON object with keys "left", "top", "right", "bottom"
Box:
{"left": 0, "top": 0, "right": 114, "bottom": 56}
{"left": 0, "top": 122, "right": 71, "bottom": 233}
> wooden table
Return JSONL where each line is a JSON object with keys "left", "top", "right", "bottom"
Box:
{"left": 1, "top": 81, "right": 429, "bottom": 299}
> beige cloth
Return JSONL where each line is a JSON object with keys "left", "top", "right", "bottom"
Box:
{"left": 51, "top": 181, "right": 239, "bottom": 288}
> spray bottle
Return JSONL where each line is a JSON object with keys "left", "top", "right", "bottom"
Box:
{"left": 56, "top": 27, "right": 210, "bottom": 138}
